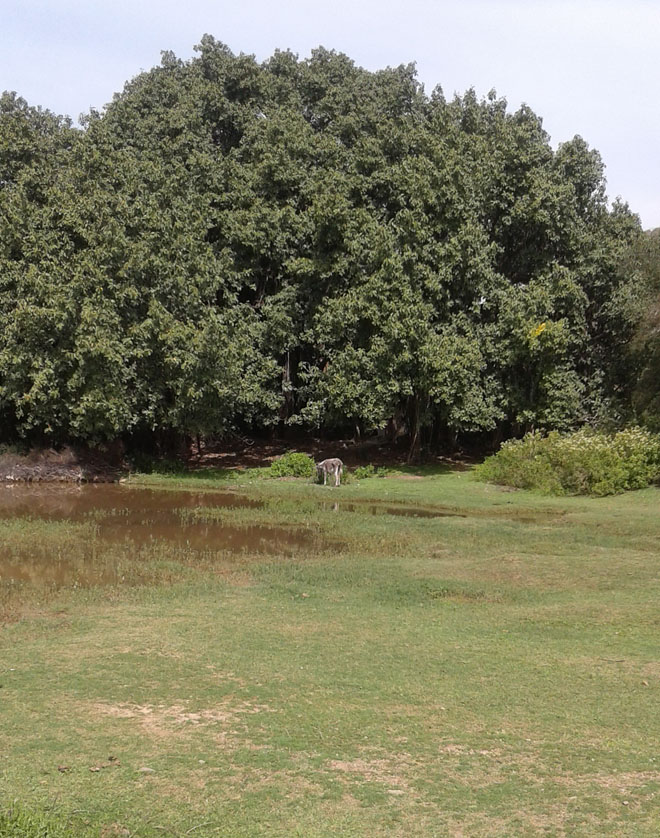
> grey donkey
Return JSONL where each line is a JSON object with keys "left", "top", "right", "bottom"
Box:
{"left": 316, "top": 457, "right": 344, "bottom": 487}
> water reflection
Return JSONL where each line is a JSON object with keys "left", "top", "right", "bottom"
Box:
{"left": 0, "top": 483, "right": 263, "bottom": 520}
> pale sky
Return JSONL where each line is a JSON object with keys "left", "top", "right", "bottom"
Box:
{"left": 3, "top": 0, "right": 659, "bottom": 229}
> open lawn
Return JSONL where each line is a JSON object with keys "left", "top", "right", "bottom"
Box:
{"left": 1, "top": 469, "right": 659, "bottom": 836}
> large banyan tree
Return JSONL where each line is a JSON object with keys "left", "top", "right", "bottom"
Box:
{"left": 0, "top": 36, "right": 649, "bottom": 453}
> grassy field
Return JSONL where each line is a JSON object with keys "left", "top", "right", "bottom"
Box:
{"left": 1, "top": 468, "right": 659, "bottom": 836}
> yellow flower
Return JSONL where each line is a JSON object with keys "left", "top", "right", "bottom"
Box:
{"left": 529, "top": 321, "right": 547, "bottom": 339}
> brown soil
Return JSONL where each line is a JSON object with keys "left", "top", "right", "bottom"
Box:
{"left": 0, "top": 444, "right": 123, "bottom": 483}
{"left": 188, "top": 436, "right": 474, "bottom": 472}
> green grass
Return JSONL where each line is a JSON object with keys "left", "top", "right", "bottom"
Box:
{"left": 1, "top": 468, "right": 660, "bottom": 836}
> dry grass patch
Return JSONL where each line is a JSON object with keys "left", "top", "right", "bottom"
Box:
{"left": 324, "top": 747, "right": 424, "bottom": 798}
{"left": 327, "top": 756, "right": 411, "bottom": 789}
{"left": 554, "top": 769, "right": 660, "bottom": 795}
{"left": 90, "top": 699, "right": 277, "bottom": 741}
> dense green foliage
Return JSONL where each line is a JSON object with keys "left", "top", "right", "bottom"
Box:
{"left": 0, "top": 38, "right": 650, "bottom": 452}
{"left": 476, "top": 427, "right": 660, "bottom": 495}
{"left": 627, "top": 229, "right": 660, "bottom": 429}
{"left": 269, "top": 450, "right": 316, "bottom": 478}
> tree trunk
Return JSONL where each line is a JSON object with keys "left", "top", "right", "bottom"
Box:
{"left": 280, "top": 349, "right": 297, "bottom": 422}
{"left": 407, "top": 395, "right": 421, "bottom": 463}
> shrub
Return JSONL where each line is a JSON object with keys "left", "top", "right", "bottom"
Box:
{"left": 269, "top": 451, "right": 316, "bottom": 479}
{"left": 128, "top": 453, "right": 182, "bottom": 474}
{"left": 476, "top": 427, "right": 660, "bottom": 496}
{"left": 0, "top": 442, "right": 29, "bottom": 456}
{"left": 353, "top": 464, "right": 387, "bottom": 480}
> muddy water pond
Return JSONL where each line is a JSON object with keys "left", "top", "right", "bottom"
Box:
{"left": 0, "top": 484, "right": 328, "bottom": 591}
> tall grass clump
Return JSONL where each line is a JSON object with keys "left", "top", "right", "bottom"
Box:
{"left": 476, "top": 427, "right": 660, "bottom": 496}
{"left": 0, "top": 804, "right": 75, "bottom": 837}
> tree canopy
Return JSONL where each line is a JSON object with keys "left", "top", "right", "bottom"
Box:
{"left": 626, "top": 228, "right": 660, "bottom": 429}
{"left": 0, "top": 38, "right": 648, "bottom": 453}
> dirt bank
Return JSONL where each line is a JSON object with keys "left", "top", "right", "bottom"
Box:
{"left": 0, "top": 446, "right": 123, "bottom": 483}
{"left": 187, "top": 436, "right": 474, "bottom": 471}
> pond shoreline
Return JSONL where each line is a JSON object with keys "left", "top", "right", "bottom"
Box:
{"left": 0, "top": 436, "right": 477, "bottom": 484}
{"left": 0, "top": 446, "right": 122, "bottom": 484}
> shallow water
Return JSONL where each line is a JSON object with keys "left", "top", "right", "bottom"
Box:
{"left": 0, "top": 484, "right": 323, "bottom": 590}
{"left": 0, "top": 484, "right": 556, "bottom": 595}
{"left": 322, "top": 501, "right": 466, "bottom": 518}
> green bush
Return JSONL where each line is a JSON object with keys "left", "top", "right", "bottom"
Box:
{"left": 0, "top": 443, "right": 29, "bottom": 456}
{"left": 353, "top": 464, "right": 387, "bottom": 480}
{"left": 269, "top": 451, "right": 316, "bottom": 479}
{"left": 128, "top": 453, "right": 182, "bottom": 474}
{"left": 476, "top": 427, "right": 660, "bottom": 496}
